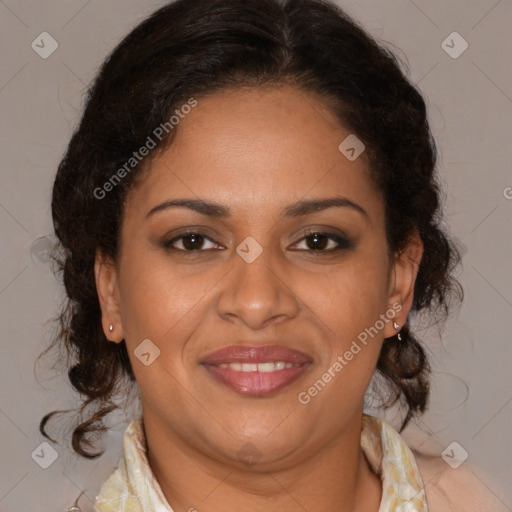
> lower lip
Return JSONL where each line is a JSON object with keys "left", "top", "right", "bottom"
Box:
{"left": 202, "top": 363, "right": 312, "bottom": 396}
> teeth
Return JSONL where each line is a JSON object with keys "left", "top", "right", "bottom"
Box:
{"left": 217, "top": 361, "right": 299, "bottom": 372}
{"left": 258, "top": 362, "right": 279, "bottom": 372}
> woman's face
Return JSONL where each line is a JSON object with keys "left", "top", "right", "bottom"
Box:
{"left": 96, "top": 84, "right": 422, "bottom": 468}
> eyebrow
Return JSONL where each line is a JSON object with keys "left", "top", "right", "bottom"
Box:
{"left": 145, "top": 196, "right": 369, "bottom": 222}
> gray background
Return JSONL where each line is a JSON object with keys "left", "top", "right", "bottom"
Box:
{"left": 0, "top": 0, "right": 511, "bottom": 510}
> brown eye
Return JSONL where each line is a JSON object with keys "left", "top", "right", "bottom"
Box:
{"left": 164, "top": 232, "right": 218, "bottom": 251}
{"left": 291, "top": 231, "right": 353, "bottom": 252}
{"left": 304, "top": 233, "right": 330, "bottom": 250}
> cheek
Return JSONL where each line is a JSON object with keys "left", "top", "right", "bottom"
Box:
{"left": 117, "top": 259, "right": 215, "bottom": 406}
{"left": 117, "top": 247, "right": 227, "bottom": 349}
{"left": 296, "top": 254, "right": 390, "bottom": 339}
{"left": 294, "top": 255, "right": 389, "bottom": 398}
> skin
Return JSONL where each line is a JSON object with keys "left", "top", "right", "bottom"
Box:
{"left": 95, "top": 83, "right": 423, "bottom": 512}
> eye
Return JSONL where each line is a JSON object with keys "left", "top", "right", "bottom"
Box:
{"left": 163, "top": 231, "right": 221, "bottom": 252}
{"left": 163, "top": 230, "right": 353, "bottom": 253}
{"left": 290, "top": 231, "right": 353, "bottom": 252}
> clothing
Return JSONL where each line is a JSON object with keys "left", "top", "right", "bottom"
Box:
{"left": 95, "top": 413, "right": 428, "bottom": 511}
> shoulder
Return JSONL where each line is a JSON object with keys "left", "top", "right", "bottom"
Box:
{"left": 412, "top": 451, "right": 509, "bottom": 512}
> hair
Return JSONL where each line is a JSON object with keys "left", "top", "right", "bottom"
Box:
{"left": 38, "top": 0, "right": 463, "bottom": 458}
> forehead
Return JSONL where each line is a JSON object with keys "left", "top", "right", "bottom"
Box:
{"left": 125, "top": 84, "right": 384, "bottom": 223}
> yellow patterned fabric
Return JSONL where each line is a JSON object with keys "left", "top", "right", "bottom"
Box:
{"left": 95, "top": 413, "right": 428, "bottom": 511}
{"left": 361, "top": 414, "right": 428, "bottom": 511}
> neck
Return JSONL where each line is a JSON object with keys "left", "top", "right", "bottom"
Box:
{"left": 143, "top": 408, "right": 382, "bottom": 512}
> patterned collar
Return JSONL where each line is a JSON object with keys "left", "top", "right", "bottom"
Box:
{"left": 95, "top": 413, "right": 428, "bottom": 511}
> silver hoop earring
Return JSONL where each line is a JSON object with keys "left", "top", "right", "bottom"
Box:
{"left": 67, "top": 490, "right": 84, "bottom": 511}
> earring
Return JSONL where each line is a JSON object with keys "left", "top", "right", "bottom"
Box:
{"left": 109, "top": 324, "right": 113, "bottom": 333}
{"left": 67, "top": 490, "right": 84, "bottom": 511}
{"left": 393, "top": 321, "right": 402, "bottom": 341}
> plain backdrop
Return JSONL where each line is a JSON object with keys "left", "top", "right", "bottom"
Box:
{"left": 0, "top": 0, "right": 511, "bottom": 510}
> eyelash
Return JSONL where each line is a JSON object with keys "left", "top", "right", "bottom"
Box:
{"left": 163, "top": 229, "right": 353, "bottom": 254}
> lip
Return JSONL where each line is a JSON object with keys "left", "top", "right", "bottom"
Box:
{"left": 201, "top": 345, "right": 313, "bottom": 396}
{"left": 200, "top": 344, "right": 313, "bottom": 365}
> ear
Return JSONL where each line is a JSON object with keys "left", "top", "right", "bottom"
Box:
{"left": 94, "top": 247, "right": 124, "bottom": 343}
{"left": 384, "top": 228, "right": 424, "bottom": 338}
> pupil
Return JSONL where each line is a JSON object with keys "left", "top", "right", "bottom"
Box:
{"left": 183, "top": 234, "right": 203, "bottom": 250}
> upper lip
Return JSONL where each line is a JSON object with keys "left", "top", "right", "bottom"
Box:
{"left": 201, "top": 345, "right": 313, "bottom": 365}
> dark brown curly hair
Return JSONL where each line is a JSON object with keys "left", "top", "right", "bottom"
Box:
{"left": 38, "top": 0, "right": 464, "bottom": 458}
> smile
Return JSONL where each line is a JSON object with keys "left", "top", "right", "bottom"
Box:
{"left": 202, "top": 360, "right": 312, "bottom": 396}
{"left": 217, "top": 361, "right": 302, "bottom": 372}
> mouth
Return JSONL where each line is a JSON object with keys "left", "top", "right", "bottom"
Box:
{"left": 200, "top": 344, "right": 313, "bottom": 396}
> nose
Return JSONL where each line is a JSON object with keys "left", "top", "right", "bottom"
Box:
{"left": 216, "top": 245, "right": 300, "bottom": 330}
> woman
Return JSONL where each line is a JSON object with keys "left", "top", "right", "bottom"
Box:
{"left": 40, "top": 0, "right": 502, "bottom": 510}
